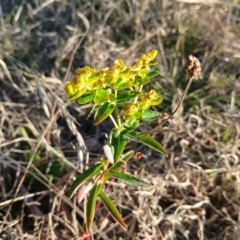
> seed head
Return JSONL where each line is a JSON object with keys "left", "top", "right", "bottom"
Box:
{"left": 187, "top": 55, "right": 201, "bottom": 81}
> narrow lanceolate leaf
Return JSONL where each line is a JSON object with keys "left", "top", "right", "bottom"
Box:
{"left": 68, "top": 162, "right": 104, "bottom": 199}
{"left": 109, "top": 150, "right": 135, "bottom": 172}
{"left": 121, "top": 150, "right": 134, "bottom": 162}
{"left": 86, "top": 183, "right": 102, "bottom": 232}
{"left": 99, "top": 190, "right": 127, "bottom": 230}
{"left": 126, "top": 131, "right": 168, "bottom": 156}
{"left": 94, "top": 102, "right": 115, "bottom": 125}
{"left": 108, "top": 170, "right": 150, "bottom": 187}
{"left": 109, "top": 129, "right": 127, "bottom": 163}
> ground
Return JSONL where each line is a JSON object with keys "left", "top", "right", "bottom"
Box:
{"left": 0, "top": 0, "right": 240, "bottom": 239}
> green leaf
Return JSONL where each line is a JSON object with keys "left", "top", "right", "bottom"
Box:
{"left": 68, "top": 162, "right": 104, "bottom": 199}
{"left": 134, "top": 111, "right": 143, "bottom": 121}
{"left": 94, "top": 89, "right": 110, "bottom": 104}
{"left": 141, "top": 109, "right": 161, "bottom": 121}
{"left": 94, "top": 102, "right": 115, "bottom": 125}
{"left": 146, "top": 70, "right": 160, "bottom": 78}
{"left": 126, "top": 131, "right": 168, "bottom": 156}
{"left": 114, "top": 78, "right": 132, "bottom": 90}
{"left": 123, "top": 119, "right": 139, "bottom": 132}
{"left": 86, "top": 183, "right": 102, "bottom": 232}
{"left": 99, "top": 190, "right": 127, "bottom": 230}
{"left": 109, "top": 150, "right": 134, "bottom": 172}
{"left": 116, "top": 91, "right": 139, "bottom": 103}
{"left": 109, "top": 129, "right": 127, "bottom": 162}
{"left": 135, "top": 77, "right": 150, "bottom": 86}
{"left": 108, "top": 170, "right": 150, "bottom": 187}
{"left": 121, "top": 150, "right": 134, "bottom": 162}
{"left": 77, "top": 92, "right": 93, "bottom": 104}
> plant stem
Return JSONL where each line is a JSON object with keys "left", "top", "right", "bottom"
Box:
{"left": 114, "top": 90, "right": 122, "bottom": 128}
{"left": 151, "top": 78, "right": 193, "bottom": 133}
{"left": 109, "top": 114, "right": 118, "bottom": 128}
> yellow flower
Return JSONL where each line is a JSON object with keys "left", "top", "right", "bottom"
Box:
{"left": 64, "top": 74, "right": 87, "bottom": 97}
{"left": 140, "top": 49, "right": 158, "bottom": 62}
{"left": 139, "top": 90, "right": 162, "bottom": 109}
{"left": 64, "top": 82, "right": 76, "bottom": 96}
{"left": 124, "top": 104, "right": 138, "bottom": 120}
{"left": 75, "top": 66, "right": 93, "bottom": 76}
{"left": 119, "top": 69, "right": 135, "bottom": 82}
{"left": 149, "top": 96, "right": 162, "bottom": 105}
{"left": 114, "top": 59, "right": 126, "bottom": 71}
{"left": 139, "top": 102, "right": 149, "bottom": 110}
{"left": 148, "top": 89, "right": 157, "bottom": 99}
{"left": 65, "top": 50, "right": 160, "bottom": 104}
{"left": 104, "top": 67, "right": 119, "bottom": 84}
{"left": 137, "top": 68, "right": 148, "bottom": 78}
{"left": 132, "top": 59, "right": 143, "bottom": 72}
{"left": 148, "top": 90, "right": 163, "bottom": 105}
{"left": 90, "top": 69, "right": 107, "bottom": 89}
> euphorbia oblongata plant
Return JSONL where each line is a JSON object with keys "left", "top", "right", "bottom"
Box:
{"left": 64, "top": 50, "right": 201, "bottom": 236}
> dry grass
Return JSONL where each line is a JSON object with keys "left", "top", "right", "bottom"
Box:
{"left": 0, "top": 0, "right": 240, "bottom": 239}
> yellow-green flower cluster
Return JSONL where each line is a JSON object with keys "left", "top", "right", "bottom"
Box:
{"left": 64, "top": 49, "right": 158, "bottom": 99}
{"left": 123, "top": 90, "right": 162, "bottom": 120}
{"left": 124, "top": 104, "right": 138, "bottom": 120}
{"left": 64, "top": 66, "right": 97, "bottom": 98}
{"left": 139, "top": 89, "right": 163, "bottom": 109}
